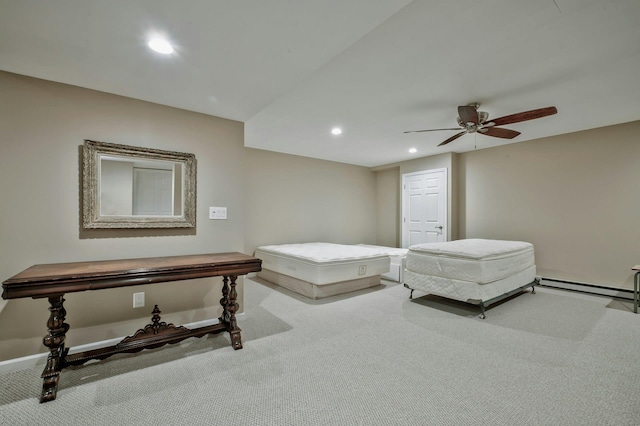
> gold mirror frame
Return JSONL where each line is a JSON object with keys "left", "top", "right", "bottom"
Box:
{"left": 82, "top": 140, "right": 197, "bottom": 229}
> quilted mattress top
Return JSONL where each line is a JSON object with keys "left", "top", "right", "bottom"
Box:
{"left": 255, "top": 242, "right": 389, "bottom": 264}
{"left": 356, "top": 244, "right": 408, "bottom": 257}
{"left": 408, "top": 239, "right": 533, "bottom": 260}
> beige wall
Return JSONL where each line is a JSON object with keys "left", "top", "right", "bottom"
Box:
{"left": 375, "top": 168, "right": 399, "bottom": 247}
{"left": 3, "top": 69, "right": 638, "bottom": 362}
{"left": 374, "top": 120, "right": 640, "bottom": 290}
{"left": 0, "top": 72, "right": 380, "bottom": 362}
{"left": 0, "top": 72, "right": 246, "bottom": 361}
{"left": 458, "top": 121, "right": 640, "bottom": 289}
{"left": 244, "top": 148, "right": 378, "bottom": 256}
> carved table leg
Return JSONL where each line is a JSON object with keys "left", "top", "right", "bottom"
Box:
{"left": 219, "top": 275, "right": 242, "bottom": 350}
{"left": 219, "top": 276, "right": 230, "bottom": 323}
{"left": 40, "top": 295, "right": 69, "bottom": 403}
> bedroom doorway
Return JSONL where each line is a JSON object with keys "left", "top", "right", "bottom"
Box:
{"left": 132, "top": 168, "right": 174, "bottom": 215}
{"left": 401, "top": 168, "right": 447, "bottom": 248}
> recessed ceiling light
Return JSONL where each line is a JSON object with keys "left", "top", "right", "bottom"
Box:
{"left": 331, "top": 128, "right": 342, "bottom": 135}
{"left": 148, "top": 37, "right": 174, "bottom": 54}
{"left": 409, "top": 148, "right": 417, "bottom": 154}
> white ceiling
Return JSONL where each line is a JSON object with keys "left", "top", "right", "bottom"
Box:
{"left": 1, "top": 0, "right": 639, "bottom": 167}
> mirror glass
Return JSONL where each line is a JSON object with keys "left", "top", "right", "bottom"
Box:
{"left": 83, "top": 140, "right": 196, "bottom": 229}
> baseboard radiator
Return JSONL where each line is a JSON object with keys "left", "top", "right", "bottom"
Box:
{"left": 539, "top": 277, "right": 633, "bottom": 300}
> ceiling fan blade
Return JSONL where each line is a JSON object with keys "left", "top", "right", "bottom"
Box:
{"left": 488, "top": 106, "right": 557, "bottom": 126}
{"left": 438, "top": 131, "right": 467, "bottom": 146}
{"left": 479, "top": 127, "right": 521, "bottom": 139}
{"left": 458, "top": 105, "right": 479, "bottom": 125}
{"left": 404, "top": 128, "right": 461, "bottom": 134}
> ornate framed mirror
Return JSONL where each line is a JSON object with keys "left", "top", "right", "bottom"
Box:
{"left": 82, "top": 140, "right": 196, "bottom": 229}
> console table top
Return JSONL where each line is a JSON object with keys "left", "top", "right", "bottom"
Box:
{"left": 2, "top": 252, "right": 261, "bottom": 299}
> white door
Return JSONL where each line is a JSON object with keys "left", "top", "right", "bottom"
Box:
{"left": 132, "top": 168, "right": 174, "bottom": 215}
{"left": 402, "top": 168, "right": 447, "bottom": 248}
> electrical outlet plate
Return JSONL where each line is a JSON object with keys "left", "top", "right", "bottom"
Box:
{"left": 358, "top": 265, "right": 367, "bottom": 275}
{"left": 133, "top": 292, "right": 145, "bottom": 308}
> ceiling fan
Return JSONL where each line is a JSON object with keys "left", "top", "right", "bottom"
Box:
{"left": 404, "top": 103, "right": 558, "bottom": 146}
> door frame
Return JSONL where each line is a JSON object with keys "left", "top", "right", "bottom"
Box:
{"left": 401, "top": 168, "right": 448, "bottom": 248}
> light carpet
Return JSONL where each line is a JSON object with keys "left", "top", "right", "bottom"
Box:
{"left": 1, "top": 277, "right": 639, "bottom": 425}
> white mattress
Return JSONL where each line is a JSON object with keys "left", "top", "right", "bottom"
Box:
{"left": 406, "top": 239, "right": 534, "bottom": 284}
{"left": 357, "top": 244, "right": 408, "bottom": 282}
{"left": 356, "top": 244, "right": 408, "bottom": 258}
{"left": 255, "top": 243, "right": 390, "bottom": 285}
{"left": 404, "top": 265, "right": 536, "bottom": 303}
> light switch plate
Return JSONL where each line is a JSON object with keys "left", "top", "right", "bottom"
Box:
{"left": 133, "top": 292, "right": 145, "bottom": 308}
{"left": 209, "top": 207, "right": 227, "bottom": 220}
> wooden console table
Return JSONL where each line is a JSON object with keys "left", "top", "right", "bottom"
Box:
{"left": 1, "top": 252, "right": 261, "bottom": 403}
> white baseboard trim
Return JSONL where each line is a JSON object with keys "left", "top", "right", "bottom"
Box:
{"left": 0, "top": 313, "right": 245, "bottom": 375}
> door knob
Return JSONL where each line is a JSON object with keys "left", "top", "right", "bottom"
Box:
{"left": 435, "top": 226, "right": 443, "bottom": 230}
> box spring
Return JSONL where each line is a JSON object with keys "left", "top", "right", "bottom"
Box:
{"left": 404, "top": 265, "right": 536, "bottom": 304}
{"left": 403, "top": 239, "right": 537, "bottom": 316}
{"left": 255, "top": 243, "right": 390, "bottom": 299}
